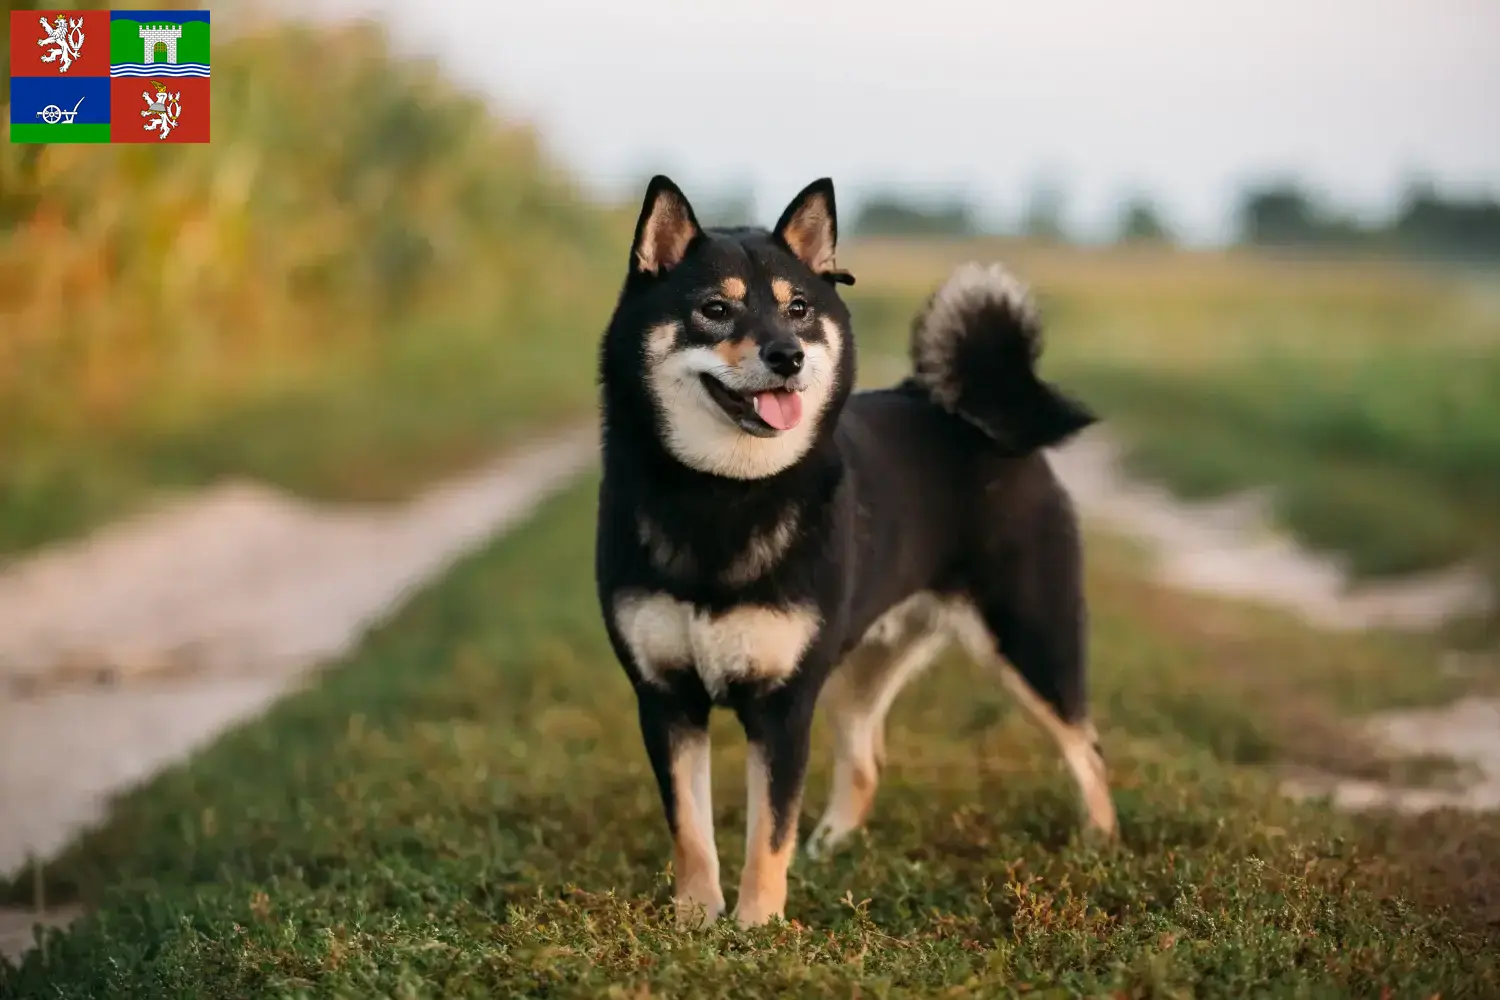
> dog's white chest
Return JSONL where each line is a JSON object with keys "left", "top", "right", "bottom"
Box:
{"left": 612, "top": 592, "right": 819, "bottom": 695}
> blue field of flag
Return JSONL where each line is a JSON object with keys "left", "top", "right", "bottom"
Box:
{"left": 9, "top": 76, "right": 112, "bottom": 127}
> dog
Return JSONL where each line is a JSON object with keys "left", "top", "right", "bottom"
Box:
{"left": 595, "top": 175, "right": 1117, "bottom": 928}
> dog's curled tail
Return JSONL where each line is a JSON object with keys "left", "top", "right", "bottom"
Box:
{"left": 908, "top": 262, "right": 1097, "bottom": 451}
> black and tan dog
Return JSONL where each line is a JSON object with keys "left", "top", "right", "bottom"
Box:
{"left": 595, "top": 175, "right": 1116, "bottom": 928}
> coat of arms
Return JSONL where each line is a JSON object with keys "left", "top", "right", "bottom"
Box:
{"left": 37, "top": 14, "right": 87, "bottom": 73}
{"left": 141, "top": 81, "right": 183, "bottom": 140}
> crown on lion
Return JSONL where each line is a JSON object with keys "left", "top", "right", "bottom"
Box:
{"left": 152, "top": 81, "right": 167, "bottom": 93}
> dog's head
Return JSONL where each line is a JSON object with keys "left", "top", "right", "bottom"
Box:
{"left": 600, "top": 176, "right": 857, "bottom": 480}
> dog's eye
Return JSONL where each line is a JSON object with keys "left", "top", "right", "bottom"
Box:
{"left": 787, "top": 297, "right": 809, "bottom": 319}
{"left": 699, "top": 300, "right": 730, "bottom": 321}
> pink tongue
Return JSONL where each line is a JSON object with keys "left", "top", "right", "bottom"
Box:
{"left": 753, "top": 389, "right": 803, "bottom": 430}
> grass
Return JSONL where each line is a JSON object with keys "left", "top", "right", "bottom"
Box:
{"left": 2, "top": 474, "right": 1497, "bottom": 997}
{"left": 841, "top": 238, "right": 1500, "bottom": 606}
{"left": 1, "top": 10, "right": 629, "bottom": 559}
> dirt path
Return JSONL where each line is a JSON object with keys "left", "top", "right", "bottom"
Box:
{"left": 0, "top": 427, "right": 595, "bottom": 960}
{"left": 1051, "top": 428, "right": 1499, "bottom": 815}
{"left": 1050, "top": 431, "right": 1493, "bottom": 632}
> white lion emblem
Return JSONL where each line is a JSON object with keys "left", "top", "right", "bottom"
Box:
{"left": 141, "top": 82, "right": 183, "bottom": 140}
{"left": 37, "top": 14, "right": 86, "bottom": 74}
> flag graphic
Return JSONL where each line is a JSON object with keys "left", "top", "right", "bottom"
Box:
{"left": 109, "top": 10, "right": 210, "bottom": 78}
{"left": 8, "top": 9, "right": 210, "bottom": 144}
{"left": 10, "top": 75, "right": 111, "bottom": 144}
{"left": 8, "top": 10, "right": 110, "bottom": 78}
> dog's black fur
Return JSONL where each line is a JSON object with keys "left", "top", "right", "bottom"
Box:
{"left": 595, "top": 175, "right": 1112, "bottom": 926}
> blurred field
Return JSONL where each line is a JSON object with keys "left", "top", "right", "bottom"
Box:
{"left": 1, "top": 12, "right": 628, "bottom": 558}
{"left": 844, "top": 239, "right": 1500, "bottom": 601}
{"left": 3, "top": 478, "right": 1496, "bottom": 996}
{"left": 7, "top": 14, "right": 1497, "bottom": 596}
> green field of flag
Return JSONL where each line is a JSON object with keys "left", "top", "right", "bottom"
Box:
{"left": 9, "top": 122, "right": 112, "bottom": 144}
{"left": 110, "top": 18, "right": 211, "bottom": 68}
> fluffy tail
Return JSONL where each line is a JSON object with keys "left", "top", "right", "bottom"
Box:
{"left": 908, "top": 262, "right": 1097, "bottom": 451}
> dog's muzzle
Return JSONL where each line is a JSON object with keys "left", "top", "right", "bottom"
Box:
{"left": 700, "top": 374, "right": 805, "bottom": 437}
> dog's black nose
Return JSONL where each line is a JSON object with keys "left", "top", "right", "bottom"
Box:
{"left": 761, "top": 340, "right": 805, "bottom": 377}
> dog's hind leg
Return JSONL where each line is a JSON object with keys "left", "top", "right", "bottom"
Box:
{"left": 636, "top": 685, "right": 724, "bottom": 927}
{"left": 805, "top": 628, "right": 948, "bottom": 858}
{"left": 962, "top": 496, "right": 1118, "bottom": 839}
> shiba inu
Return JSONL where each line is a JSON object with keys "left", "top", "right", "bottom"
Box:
{"left": 594, "top": 175, "right": 1116, "bottom": 928}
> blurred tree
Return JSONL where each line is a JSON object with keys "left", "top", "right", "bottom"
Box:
{"left": 1116, "top": 195, "right": 1174, "bottom": 245}
{"left": 1391, "top": 180, "right": 1500, "bottom": 261}
{"left": 1020, "top": 180, "right": 1069, "bottom": 243}
{"left": 1, "top": 16, "right": 610, "bottom": 435}
{"left": 851, "top": 192, "right": 977, "bottom": 237}
{"left": 1237, "top": 182, "right": 1324, "bottom": 246}
{"left": 1238, "top": 178, "right": 1500, "bottom": 259}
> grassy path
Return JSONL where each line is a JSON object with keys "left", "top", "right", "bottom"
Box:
{"left": 3, "top": 476, "right": 1496, "bottom": 997}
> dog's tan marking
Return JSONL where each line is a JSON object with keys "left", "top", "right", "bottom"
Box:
{"left": 712, "top": 336, "right": 758, "bottom": 368}
{"left": 691, "top": 604, "right": 819, "bottom": 696}
{"left": 670, "top": 730, "right": 724, "bottom": 927}
{"left": 719, "top": 276, "right": 747, "bottom": 300}
{"left": 636, "top": 190, "right": 699, "bottom": 275}
{"left": 778, "top": 193, "right": 837, "bottom": 275}
{"left": 994, "top": 665, "right": 1117, "bottom": 837}
{"left": 612, "top": 592, "right": 819, "bottom": 695}
{"left": 722, "top": 508, "right": 801, "bottom": 586}
{"left": 735, "top": 744, "right": 799, "bottom": 926}
{"left": 638, "top": 514, "right": 694, "bottom": 578}
{"left": 770, "top": 277, "right": 794, "bottom": 306}
{"left": 645, "top": 321, "right": 680, "bottom": 361}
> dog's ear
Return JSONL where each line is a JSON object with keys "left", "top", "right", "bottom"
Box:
{"left": 774, "top": 178, "right": 851, "bottom": 284}
{"left": 631, "top": 175, "right": 702, "bottom": 277}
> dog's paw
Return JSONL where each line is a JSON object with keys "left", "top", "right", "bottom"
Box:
{"left": 673, "top": 895, "right": 725, "bottom": 930}
{"left": 1076, "top": 815, "right": 1121, "bottom": 851}
{"left": 803, "top": 819, "right": 852, "bottom": 860}
{"left": 732, "top": 904, "right": 787, "bottom": 928}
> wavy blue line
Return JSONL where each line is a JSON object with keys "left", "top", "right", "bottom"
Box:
{"left": 109, "top": 68, "right": 210, "bottom": 77}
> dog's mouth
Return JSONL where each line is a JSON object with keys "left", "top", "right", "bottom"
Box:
{"left": 699, "top": 375, "right": 803, "bottom": 437}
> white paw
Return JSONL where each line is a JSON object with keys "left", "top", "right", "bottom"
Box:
{"left": 803, "top": 818, "right": 854, "bottom": 860}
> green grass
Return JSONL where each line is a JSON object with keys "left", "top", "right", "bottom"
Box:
{"left": 1063, "top": 349, "right": 1500, "bottom": 579}
{"left": 3, "top": 477, "right": 1496, "bottom": 997}
{"left": 0, "top": 311, "right": 609, "bottom": 559}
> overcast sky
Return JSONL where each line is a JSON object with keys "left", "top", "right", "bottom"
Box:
{"left": 308, "top": 0, "right": 1500, "bottom": 244}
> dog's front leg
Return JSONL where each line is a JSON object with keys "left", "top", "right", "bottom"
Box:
{"left": 731, "top": 681, "right": 818, "bottom": 927}
{"left": 635, "top": 684, "right": 723, "bottom": 927}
